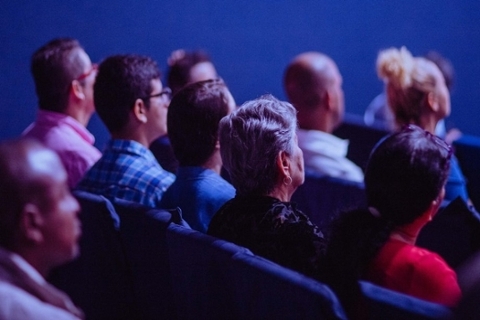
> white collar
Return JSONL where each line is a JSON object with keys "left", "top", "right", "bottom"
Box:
{"left": 0, "top": 247, "right": 45, "bottom": 285}
{"left": 297, "top": 129, "right": 349, "bottom": 157}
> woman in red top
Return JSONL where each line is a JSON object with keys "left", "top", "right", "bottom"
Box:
{"left": 323, "top": 125, "right": 461, "bottom": 318}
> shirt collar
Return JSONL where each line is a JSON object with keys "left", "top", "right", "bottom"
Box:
{"left": 297, "top": 129, "right": 349, "bottom": 157}
{"left": 36, "top": 110, "right": 95, "bottom": 144}
{"left": 107, "top": 139, "right": 158, "bottom": 164}
{"left": 0, "top": 247, "right": 45, "bottom": 285}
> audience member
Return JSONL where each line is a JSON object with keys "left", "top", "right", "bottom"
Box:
{"left": 323, "top": 125, "right": 460, "bottom": 319}
{"left": 0, "top": 138, "right": 83, "bottom": 319}
{"left": 150, "top": 49, "right": 218, "bottom": 173}
{"left": 23, "top": 38, "right": 101, "bottom": 188}
{"left": 284, "top": 52, "right": 363, "bottom": 182}
{"left": 160, "top": 79, "right": 236, "bottom": 232}
{"left": 365, "top": 50, "right": 460, "bottom": 143}
{"left": 167, "top": 49, "right": 218, "bottom": 96}
{"left": 377, "top": 46, "right": 468, "bottom": 202}
{"left": 77, "top": 54, "right": 175, "bottom": 207}
{"left": 208, "top": 95, "right": 326, "bottom": 279}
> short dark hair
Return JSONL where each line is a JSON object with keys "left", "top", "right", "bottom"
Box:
{"left": 30, "top": 38, "right": 86, "bottom": 112}
{"left": 94, "top": 54, "right": 161, "bottom": 133}
{"left": 365, "top": 124, "right": 451, "bottom": 224}
{"left": 168, "top": 79, "right": 231, "bottom": 166}
{"left": 167, "top": 50, "right": 211, "bottom": 95}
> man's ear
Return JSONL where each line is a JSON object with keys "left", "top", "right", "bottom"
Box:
{"left": 19, "top": 203, "right": 44, "bottom": 244}
{"left": 132, "top": 98, "right": 148, "bottom": 123}
{"left": 70, "top": 80, "right": 85, "bottom": 101}
{"left": 323, "top": 90, "right": 333, "bottom": 111}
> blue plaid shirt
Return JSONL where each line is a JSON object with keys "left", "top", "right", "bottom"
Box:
{"left": 76, "top": 139, "right": 175, "bottom": 208}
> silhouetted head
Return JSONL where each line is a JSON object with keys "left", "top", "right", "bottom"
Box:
{"left": 284, "top": 52, "right": 344, "bottom": 131}
{"left": 168, "top": 78, "right": 235, "bottom": 166}
{"left": 31, "top": 38, "right": 96, "bottom": 116}
{"left": 365, "top": 124, "right": 451, "bottom": 226}
{"left": 167, "top": 50, "right": 217, "bottom": 95}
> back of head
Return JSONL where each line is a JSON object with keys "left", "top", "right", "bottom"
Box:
{"left": 377, "top": 47, "right": 442, "bottom": 127}
{"left": 94, "top": 54, "right": 161, "bottom": 133}
{"left": 167, "top": 50, "right": 212, "bottom": 95}
{"left": 366, "top": 124, "right": 451, "bottom": 224}
{"left": 0, "top": 139, "right": 49, "bottom": 249}
{"left": 31, "top": 38, "right": 85, "bottom": 113}
{"left": 168, "top": 79, "right": 233, "bottom": 166}
{"left": 284, "top": 52, "right": 335, "bottom": 111}
{"left": 219, "top": 94, "right": 297, "bottom": 196}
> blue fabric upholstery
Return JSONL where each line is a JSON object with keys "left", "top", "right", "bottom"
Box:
{"left": 292, "top": 172, "right": 366, "bottom": 229}
{"left": 113, "top": 199, "right": 177, "bottom": 319}
{"left": 230, "top": 252, "right": 347, "bottom": 319}
{"left": 453, "top": 134, "right": 480, "bottom": 208}
{"left": 166, "top": 223, "right": 251, "bottom": 319}
{"left": 359, "top": 281, "right": 452, "bottom": 320}
{"left": 417, "top": 197, "right": 480, "bottom": 269}
{"left": 333, "top": 113, "right": 389, "bottom": 170}
{"left": 49, "top": 191, "right": 136, "bottom": 320}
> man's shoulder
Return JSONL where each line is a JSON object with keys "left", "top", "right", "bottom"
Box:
{"left": 0, "top": 281, "right": 78, "bottom": 320}
{"left": 24, "top": 121, "right": 97, "bottom": 152}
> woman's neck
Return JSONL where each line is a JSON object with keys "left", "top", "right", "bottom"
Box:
{"left": 267, "top": 186, "right": 291, "bottom": 202}
{"left": 389, "top": 211, "right": 432, "bottom": 245}
{"left": 390, "top": 228, "right": 418, "bottom": 245}
{"left": 418, "top": 114, "right": 439, "bottom": 135}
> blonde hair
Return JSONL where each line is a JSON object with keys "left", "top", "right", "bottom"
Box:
{"left": 377, "top": 47, "right": 439, "bottom": 127}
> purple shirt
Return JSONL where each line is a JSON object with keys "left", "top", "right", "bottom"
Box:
{"left": 22, "top": 110, "right": 101, "bottom": 188}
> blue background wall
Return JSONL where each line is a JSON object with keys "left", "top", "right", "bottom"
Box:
{"left": 1, "top": 1, "right": 480, "bottom": 149}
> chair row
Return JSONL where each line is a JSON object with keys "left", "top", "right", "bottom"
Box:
{"left": 49, "top": 191, "right": 452, "bottom": 319}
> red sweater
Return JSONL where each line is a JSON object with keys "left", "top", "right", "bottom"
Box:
{"left": 367, "top": 239, "right": 461, "bottom": 307}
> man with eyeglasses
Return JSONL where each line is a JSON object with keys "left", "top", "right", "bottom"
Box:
{"left": 23, "top": 38, "right": 101, "bottom": 188}
{"left": 76, "top": 54, "right": 175, "bottom": 208}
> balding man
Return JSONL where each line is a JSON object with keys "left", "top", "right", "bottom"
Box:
{"left": 0, "top": 139, "right": 83, "bottom": 319}
{"left": 284, "top": 52, "right": 363, "bottom": 182}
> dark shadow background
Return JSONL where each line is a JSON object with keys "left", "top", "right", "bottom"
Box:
{"left": 2, "top": 1, "right": 479, "bottom": 149}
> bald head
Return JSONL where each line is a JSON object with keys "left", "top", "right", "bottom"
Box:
{"left": 0, "top": 140, "right": 55, "bottom": 247}
{"left": 284, "top": 52, "right": 335, "bottom": 108}
{"left": 284, "top": 52, "right": 344, "bottom": 132}
{"left": 0, "top": 138, "right": 81, "bottom": 276}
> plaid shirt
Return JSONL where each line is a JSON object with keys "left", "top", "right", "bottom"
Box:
{"left": 76, "top": 139, "right": 175, "bottom": 208}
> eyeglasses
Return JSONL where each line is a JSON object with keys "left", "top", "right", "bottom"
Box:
{"left": 144, "top": 87, "right": 172, "bottom": 101}
{"left": 76, "top": 64, "right": 98, "bottom": 81}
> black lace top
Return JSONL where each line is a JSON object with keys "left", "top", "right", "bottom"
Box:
{"left": 207, "top": 195, "right": 326, "bottom": 279}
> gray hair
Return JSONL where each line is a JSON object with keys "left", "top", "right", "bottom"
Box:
{"left": 219, "top": 94, "right": 297, "bottom": 196}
